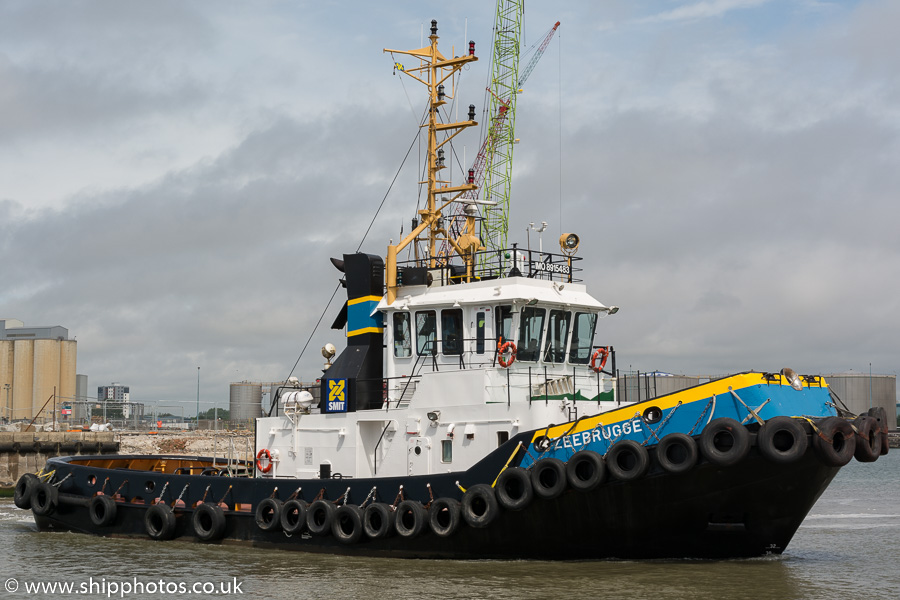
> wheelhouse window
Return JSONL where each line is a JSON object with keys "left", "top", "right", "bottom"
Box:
{"left": 496, "top": 305, "right": 514, "bottom": 345}
{"left": 476, "top": 311, "right": 486, "bottom": 354}
{"left": 393, "top": 312, "right": 412, "bottom": 358}
{"left": 415, "top": 310, "right": 436, "bottom": 356}
{"left": 543, "top": 310, "right": 571, "bottom": 363}
{"left": 441, "top": 309, "right": 463, "bottom": 355}
{"left": 569, "top": 312, "right": 597, "bottom": 364}
{"left": 517, "top": 306, "right": 546, "bottom": 362}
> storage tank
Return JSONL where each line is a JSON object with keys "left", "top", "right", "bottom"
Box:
{"left": 0, "top": 340, "right": 11, "bottom": 420}
{"left": 824, "top": 373, "right": 896, "bottom": 420}
{"left": 59, "top": 340, "right": 77, "bottom": 411}
{"left": 230, "top": 382, "right": 263, "bottom": 423}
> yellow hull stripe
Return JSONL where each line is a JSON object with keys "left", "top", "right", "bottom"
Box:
{"left": 531, "top": 372, "right": 827, "bottom": 442}
{"left": 348, "top": 295, "right": 383, "bottom": 306}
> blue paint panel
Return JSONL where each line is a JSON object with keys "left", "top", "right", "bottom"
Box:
{"left": 519, "top": 384, "right": 835, "bottom": 469}
{"left": 347, "top": 300, "right": 383, "bottom": 335}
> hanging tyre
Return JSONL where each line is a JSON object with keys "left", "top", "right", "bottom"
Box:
{"left": 606, "top": 440, "right": 650, "bottom": 481}
{"left": 192, "top": 503, "right": 226, "bottom": 541}
{"left": 530, "top": 457, "right": 567, "bottom": 500}
{"left": 332, "top": 504, "right": 364, "bottom": 544}
{"left": 495, "top": 467, "right": 534, "bottom": 510}
{"left": 280, "top": 499, "right": 308, "bottom": 535}
{"left": 89, "top": 494, "right": 117, "bottom": 527}
{"left": 254, "top": 498, "right": 283, "bottom": 532}
{"left": 428, "top": 498, "right": 461, "bottom": 538}
{"left": 566, "top": 450, "right": 606, "bottom": 491}
{"left": 31, "top": 482, "right": 59, "bottom": 517}
{"left": 867, "top": 407, "right": 890, "bottom": 456}
{"left": 461, "top": 484, "right": 498, "bottom": 528}
{"left": 758, "top": 416, "right": 808, "bottom": 464}
{"left": 14, "top": 473, "right": 39, "bottom": 510}
{"left": 812, "top": 416, "right": 856, "bottom": 467}
{"left": 394, "top": 500, "right": 427, "bottom": 539}
{"left": 306, "top": 500, "right": 335, "bottom": 536}
{"left": 363, "top": 502, "right": 395, "bottom": 539}
{"left": 699, "top": 418, "right": 750, "bottom": 467}
{"left": 852, "top": 416, "right": 881, "bottom": 463}
{"left": 145, "top": 503, "right": 177, "bottom": 540}
{"left": 655, "top": 433, "right": 699, "bottom": 474}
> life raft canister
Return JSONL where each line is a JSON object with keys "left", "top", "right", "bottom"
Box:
{"left": 256, "top": 448, "right": 273, "bottom": 474}
{"left": 498, "top": 338, "right": 517, "bottom": 368}
{"left": 591, "top": 347, "right": 610, "bottom": 373}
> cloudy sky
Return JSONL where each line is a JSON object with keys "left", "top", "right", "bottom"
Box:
{"left": 2, "top": 0, "right": 898, "bottom": 413}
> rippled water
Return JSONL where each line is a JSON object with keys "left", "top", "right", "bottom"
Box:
{"left": 2, "top": 452, "right": 898, "bottom": 600}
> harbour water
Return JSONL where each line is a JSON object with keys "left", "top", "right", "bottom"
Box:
{"left": 2, "top": 452, "right": 897, "bottom": 600}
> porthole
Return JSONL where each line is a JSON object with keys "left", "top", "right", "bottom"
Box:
{"left": 87, "top": 474, "right": 97, "bottom": 486}
{"left": 145, "top": 480, "right": 156, "bottom": 493}
{"left": 643, "top": 406, "right": 663, "bottom": 424}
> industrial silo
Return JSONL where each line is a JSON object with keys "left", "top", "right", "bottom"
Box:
{"left": 230, "top": 382, "right": 263, "bottom": 424}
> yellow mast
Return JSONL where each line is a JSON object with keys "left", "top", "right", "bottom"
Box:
{"left": 384, "top": 20, "right": 481, "bottom": 304}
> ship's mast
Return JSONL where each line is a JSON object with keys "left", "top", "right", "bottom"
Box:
{"left": 384, "top": 20, "right": 480, "bottom": 304}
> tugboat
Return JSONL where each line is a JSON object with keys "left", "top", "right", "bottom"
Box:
{"left": 15, "top": 20, "right": 889, "bottom": 560}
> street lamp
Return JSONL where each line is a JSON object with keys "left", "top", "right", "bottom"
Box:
{"left": 196, "top": 367, "right": 200, "bottom": 430}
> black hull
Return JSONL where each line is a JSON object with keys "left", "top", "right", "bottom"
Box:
{"left": 32, "top": 445, "right": 838, "bottom": 560}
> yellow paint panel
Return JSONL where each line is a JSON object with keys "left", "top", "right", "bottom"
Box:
{"left": 348, "top": 295, "right": 383, "bottom": 306}
{"left": 348, "top": 326, "right": 384, "bottom": 337}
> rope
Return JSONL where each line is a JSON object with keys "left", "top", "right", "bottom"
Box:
{"left": 269, "top": 486, "right": 279, "bottom": 499}
{"left": 156, "top": 481, "right": 170, "bottom": 504}
{"left": 491, "top": 442, "right": 524, "bottom": 487}
{"left": 313, "top": 488, "right": 325, "bottom": 502}
{"left": 455, "top": 481, "right": 467, "bottom": 493}
{"left": 359, "top": 486, "right": 377, "bottom": 509}
{"left": 640, "top": 401, "right": 683, "bottom": 447}
{"left": 425, "top": 483, "right": 434, "bottom": 509}
{"left": 172, "top": 484, "right": 189, "bottom": 507}
{"left": 52, "top": 473, "right": 72, "bottom": 488}
{"left": 688, "top": 396, "right": 716, "bottom": 436}
{"left": 111, "top": 479, "right": 128, "bottom": 496}
{"left": 334, "top": 487, "right": 351, "bottom": 506}
{"left": 216, "top": 485, "right": 233, "bottom": 505}
{"left": 391, "top": 485, "right": 405, "bottom": 509}
{"left": 200, "top": 485, "right": 211, "bottom": 504}
{"left": 287, "top": 486, "right": 302, "bottom": 501}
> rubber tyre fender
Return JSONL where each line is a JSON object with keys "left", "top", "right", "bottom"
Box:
{"left": 606, "top": 440, "right": 650, "bottom": 481}
{"left": 89, "top": 494, "right": 117, "bottom": 527}
{"left": 461, "top": 484, "right": 499, "bottom": 529}
{"left": 254, "top": 498, "right": 283, "bottom": 532}
{"left": 655, "top": 433, "right": 699, "bottom": 474}
{"left": 306, "top": 500, "right": 335, "bottom": 536}
{"left": 699, "top": 418, "right": 751, "bottom": 467}
{"left": 145, "top": 503, "right": 177, "bottom": 540}
{"left": 530, "top": 457, "right": 567, "bottom": 500}
{"left": 363, "top": 502, "right": 395, "bottom": 539}
{"left": 14, "top": 473, "right": 39, "bottom": 510}
{"left": 192, "top": 503, "right": 226, "bottom": 541}
{"left": 280, "top": 499, "right": 308, "bottom": 535}
{"left": 394, "top": 500, "right": 427, "bottom": 539}
{"left": 332, "top": 504, "right": 364, "bottom": 544}
{"left": 428, "top": 498, "right": 461, "bottom": 538}
{"left": 495, "top": 466, "right": 534, "bottom": 510}
{"left": 565, "top": 450, "right": 606, "bottom": 491}
{"left": 867, "top": 407, "right": 890, "bottom": 456}
{"left": 812, "top": 416, "right": 856, "bottom": 467}
{"left": 852, "top": 416, "right": 881, "bottom": 463}
{"left": 31, "top": 481, "right": 59, "bottom": 517}
{"left": 758, "top": 416, "right": 808, "bottom": 464}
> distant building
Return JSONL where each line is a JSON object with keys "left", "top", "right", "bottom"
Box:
{"left": 97, "top": 383, "right": 131, "bottom": 418}
{"left": 0, "top": 318, "right": 77, "bottom": 423}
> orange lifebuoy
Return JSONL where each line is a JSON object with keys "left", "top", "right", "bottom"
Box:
{"left": 256, "top": 448, "right": 273, "bottom": 474}
{"left": 498, "top": 340, "right": 517, "bottom": 368}
{"left": 591, "top": 347, "right": 610, "bottom": 373}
